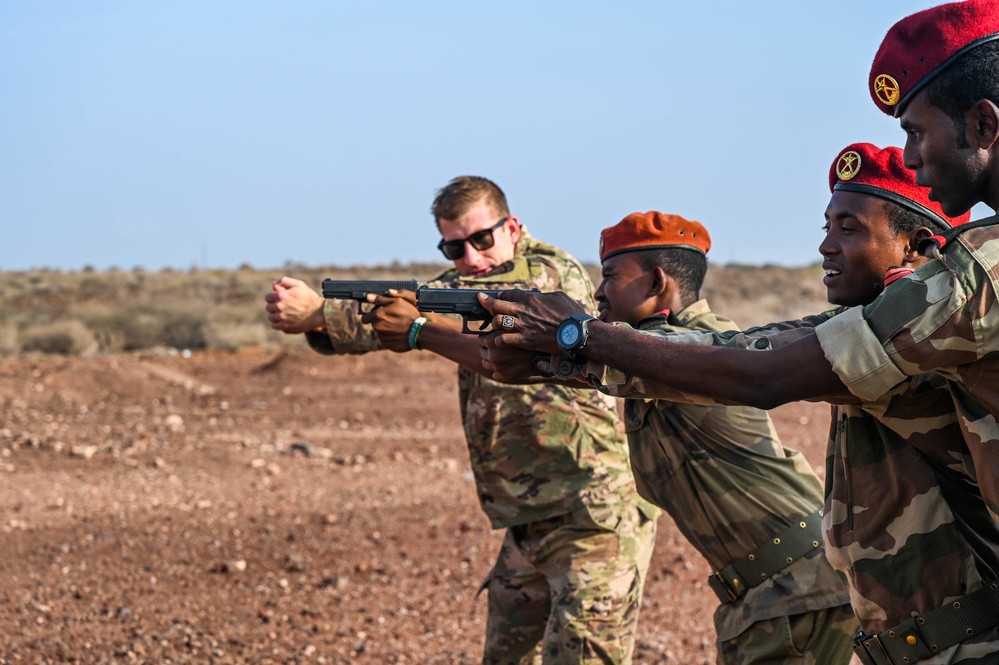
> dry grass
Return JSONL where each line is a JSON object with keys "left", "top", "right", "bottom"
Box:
{"left": 0, "top": 262, "right": 828, "bottom": 357}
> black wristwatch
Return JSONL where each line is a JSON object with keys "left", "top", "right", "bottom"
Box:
{"left": 556, "top": 313, "right": 597, "bottom": 357}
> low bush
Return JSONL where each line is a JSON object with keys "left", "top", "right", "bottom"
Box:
{"left": 159, "top": 309, "right": 210, "bottom": 350}
{"left": 0, "top": 324, "right": 17, "bottom": 357}
{"left": 0, "top": 261, "right": 827, "bottom": 357}
{"left": 20, "top": 320, "right": 98, "bottom": 356}
{"left": 206, "top": 321, "right": 274, "bottom": 351}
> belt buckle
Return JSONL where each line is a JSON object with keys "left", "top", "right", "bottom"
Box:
{"left": 870, "top": 635, "right": 892, "bottom": 665}
{"left": 852, "top": 631, "right": 894, "bottom": 665}
{"left": 707, "top": 571, "right": 741, "bottom": 604}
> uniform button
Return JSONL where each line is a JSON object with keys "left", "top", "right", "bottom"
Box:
{"left": 754, "top": 338, "right": 770, "bottom": 349}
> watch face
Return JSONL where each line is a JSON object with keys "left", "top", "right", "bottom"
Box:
{"left": 558, "top": 322, "right": 581, "bottom": 347}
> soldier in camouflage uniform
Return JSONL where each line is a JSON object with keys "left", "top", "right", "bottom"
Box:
{"left": 264, "top": 175, "right": 658, "bottom": 664}
{"left": 477, "top": 140, "right": 999, "bottom": 663}
{"left": 629, "top": 144, "right": 999, "bottom": 664}
{"left": 811, "top": 7, "right": 999, "bottom": 661}
{"left": 584, "top": 211, "right": 855, "bottom": 664}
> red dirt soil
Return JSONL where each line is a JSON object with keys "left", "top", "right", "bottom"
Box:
{"left": 0, "top": 347, "right": 842, "bottom": 664}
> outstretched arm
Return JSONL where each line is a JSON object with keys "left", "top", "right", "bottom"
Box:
{"left": 363, "top": 291, "right": 507, "bottom": 378}
{"left": 478, "top": 290, "right": 847, "bottom": 409}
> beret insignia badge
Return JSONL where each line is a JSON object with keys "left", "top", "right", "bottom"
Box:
{"left": 874, "top": 74, "right": 901, "bottom": 106}
{"left": 836, "top": 151, "right": 862, "bottom": 181}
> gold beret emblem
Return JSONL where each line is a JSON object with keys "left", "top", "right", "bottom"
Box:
{"left": 836, "top": 151, "right": 862, "bottom": 181}
{"left": 874, "top": 74, "right": 901, "bottom": 106}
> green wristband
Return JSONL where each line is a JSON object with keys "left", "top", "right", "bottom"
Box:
{"left": 408, "top": 316, "right": 428, "bottom": 350}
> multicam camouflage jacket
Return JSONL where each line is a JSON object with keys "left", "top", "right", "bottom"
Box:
{"left": 814, "top": 218, "right": 999, "bottom": 525}
{"left": 307, "top": 227, "right": 656, "bottom": 528}
{"left": 599, "top": 307, "right": 999, "bottom": 657}
{"left": 623, "top": 302, "right": 849, "bottom": 642}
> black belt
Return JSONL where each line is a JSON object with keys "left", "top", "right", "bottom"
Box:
{"left": 707, "top": 510, "right": 823, "bottom": 604}
{"left": 852, "top": 581, "right": 999, "bottom": 665}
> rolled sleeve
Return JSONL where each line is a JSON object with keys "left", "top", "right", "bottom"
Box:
{"left": 304, "top": 299, "right": 381, "bottom": 356}
{"left": 815, "top": 306, "right": 907, "bottom": 401}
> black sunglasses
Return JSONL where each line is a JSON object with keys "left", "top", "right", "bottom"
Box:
{"left": 437, "top": 217, "right": 510, "bottom": 260}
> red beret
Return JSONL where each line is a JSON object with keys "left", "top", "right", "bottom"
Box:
{"left": 599, "top": 212, "right": 711, "bottom": 262}
{"left": 870, "top": 0, "right": 999, "bottom": 116}
{"left": 829, "top": 142, "right": 970, "bottom": 228}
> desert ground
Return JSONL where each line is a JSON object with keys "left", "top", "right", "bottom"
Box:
{"left": 0, "top": 263, "right": 853, "bottom": 663}
{"left": 0, "top": 343, "right": 839, "bottom": 664}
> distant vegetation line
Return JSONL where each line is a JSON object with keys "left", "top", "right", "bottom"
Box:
{"left": 0, "top": 262, "right": 829, "bottom": 358}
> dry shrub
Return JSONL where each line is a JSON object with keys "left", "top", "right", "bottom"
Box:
{"left": 120, "top": 313, "right": 167, "bottom": 351}
{"left": 224, "top": 271, "right": 271, "bottom": 301}
{"left": 68, "top": 302, "right": 132, "bottom": 352}
{"left": 205, "top": 321, "right": 273, "bottom": 351}
{"left": 2, "top": 261, "right": 828, "bottom": 356}
{"left": 158, "top": 310, "right": 209, "bottom": 350}
{"left": 20, "top": 320, "right": 98, "bottom": 356}
{"left": 0, "top": 323, "right": 18, "bottom": 357}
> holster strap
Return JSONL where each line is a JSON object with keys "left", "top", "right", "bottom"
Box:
{"left": 707, "top": 510, "right": 823, "bottom": 604}
{"left": 851, "top": 580, "right": 999, "bottom": 665}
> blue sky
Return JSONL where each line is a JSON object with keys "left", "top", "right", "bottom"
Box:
{"left": 1, "top": 1, "right": 980, "bottom": 272}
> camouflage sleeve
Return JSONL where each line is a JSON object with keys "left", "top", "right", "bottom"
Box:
{"left": 305, "top": 298, "right": 382, "bottom": 356}
{"left": 814, "top": 247, "right": 999, "bottom": 401}
{"left": 649, "top": 310, "right": 837, "bottom": 351}
{"left": 583, "top": 312, "right": 839, "bottom": 403}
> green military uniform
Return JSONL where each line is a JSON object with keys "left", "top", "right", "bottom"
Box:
{"left": 809, "top": 220, "right": 999, "bottom": 663}
{"left": 593, "top": 306, "right": 999, "bottom": 663}
{"left": 608, "top": 301, "right": 853, "bottom": 665}
{"left": 815, "top": 220, "right": 999, "bottom": 522}
{"left": 307, "top": 226, "right": 659, "bottom": 665}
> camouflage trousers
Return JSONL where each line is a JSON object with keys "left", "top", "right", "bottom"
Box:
{"left": 480, "top": 500, "right": 658, "bottom": 665}
{"left": 716, "top": 603, "right": 855, "bottom": 665}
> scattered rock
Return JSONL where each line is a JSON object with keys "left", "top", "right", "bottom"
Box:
{"left": 70, "top": 445, "right": 98, "bottom": 460}
{"left": 164, "top": 414, "right": 185, "bottom": 433}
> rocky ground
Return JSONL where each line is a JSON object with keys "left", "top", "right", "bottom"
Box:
{"left": 0, "top": 346, "right": 838, "bottom": 664}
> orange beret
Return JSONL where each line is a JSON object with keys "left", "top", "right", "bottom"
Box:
{"left": 599, "top": 211, "right": 711, "bottom": 261}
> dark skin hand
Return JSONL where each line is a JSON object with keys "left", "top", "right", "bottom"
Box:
{"left": 477, "top": 290, "right": 585, "bottom": 355}
{"left": 477, "top": 290, "right": 848, "bottom": 409}
{"left": 361, "top": 290, "right": 493, "bottom": 378}
{"left": 477, "top": 334, "right": 543, "bottom": 381}
{"left": 477, "top": 333, "right": 593, "bottom": 388}
{"left": 361, "top": 290, "right": 421, "bottom": 352}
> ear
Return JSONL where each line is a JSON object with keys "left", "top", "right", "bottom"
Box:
{"left": 648, "top": 266, "right": 671, "bottom": 298}
{"left": 505, "top": 215, "right": 522, "bottom": 245}
{"left": 902, "top": 227, "right": 934, "bottom": 265}
{"left": 971, "top": 99, "right": 999, "bottom": 150}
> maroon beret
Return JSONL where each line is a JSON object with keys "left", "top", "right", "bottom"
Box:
{"left": 829, "top": 142, "right": 971, "bottom": 228}
{"left": 870, "top": 0, "right": 999, "bottom": 116}
{"left": 600, "top": 212, "right": 711, "bottom": 262}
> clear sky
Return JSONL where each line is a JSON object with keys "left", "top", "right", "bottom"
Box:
{"left": 2, "top": 1, "right": 985, "bottom": 272}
